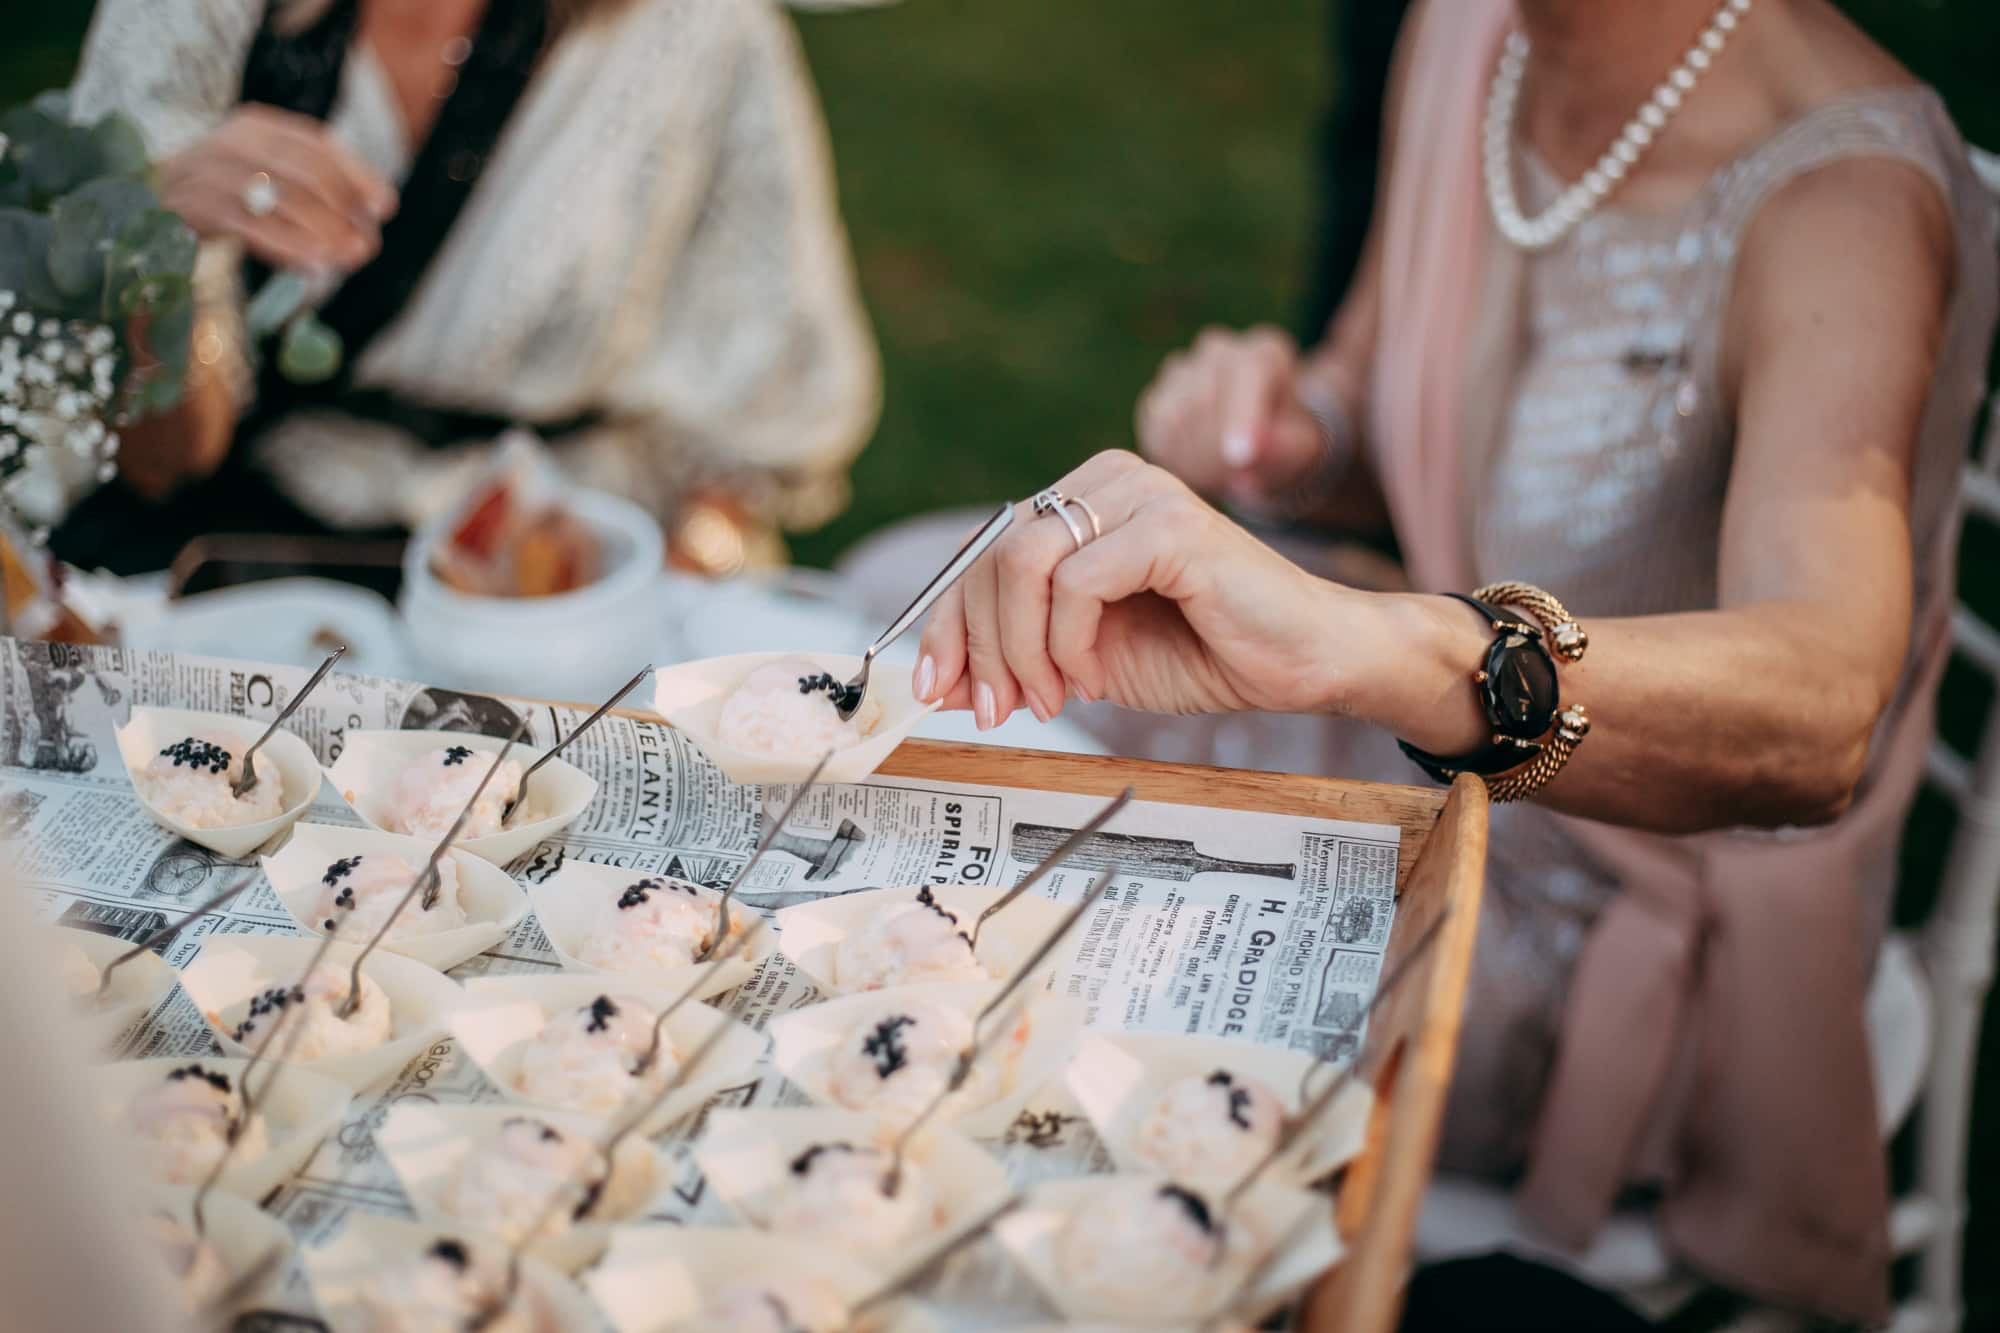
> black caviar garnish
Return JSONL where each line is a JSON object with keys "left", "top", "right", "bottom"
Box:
{"left": 788, "top": 1141, "right": 857, "bottom": 1177}
{"left": 1206, "top": 1070, "right": 1256, "bottom": 1131}
{"left": 167, "top": 1064, "right": 233, "bottom": 1094}
{"left": 1159, "top": 1183, "right": 1218, "bottom": 1235}
{"left": 158, "top": 737, "right": 231, "bottom": 775}
{"left": 427, "top": 1239, "right": 470, "bottom": 1271}
{"left": 232, "top": 984, "right": 305, "bottom": 1041}
{"left": 616, "top": 877, "right": 661, "bottom": 910}
{"left": 861, "top": 1014, "right": 917, "bottom": 1079}
{"left": 441, "top": 745, "right": 473, "bottom": 767}
{"left": 321, "top": 856, "right": 362, "bottom": 887}
{"left": 914, "top": 886, "right": 972, "bottom": 946}
{"left": 584, "top": 995, "right": 619, "bottom": 1034}
{"left": 796, "top": 671, "right": 842, "bottom": 698}
{"left": 502, "top": 1116, "right": 564, "bottom": 1144}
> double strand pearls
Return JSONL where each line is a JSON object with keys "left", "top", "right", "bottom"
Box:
{"left": 1483, "top": 0, "right": 1753, "bottom": 250}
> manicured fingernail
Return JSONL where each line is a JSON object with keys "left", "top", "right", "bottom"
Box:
{"left": 1222, "top": 430, "right": 1254, "bottom": 467}
{"left": 974, "top": 681, "right": 997, "bottom": 731}
{"left": 914, "top": 655, "right": 937, "bottom": 702}
{"left": 1027, "top": 692, "right": 1052, "bottom": 724}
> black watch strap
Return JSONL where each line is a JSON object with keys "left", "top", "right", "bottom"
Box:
{"left": 1398, "top": 593, "right": 1562, "bottom": 783}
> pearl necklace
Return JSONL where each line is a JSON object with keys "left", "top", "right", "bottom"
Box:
{"left": 1483, "top": 0, "right": 1752, "bottom": 250}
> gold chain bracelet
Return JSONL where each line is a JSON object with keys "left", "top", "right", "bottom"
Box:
{"left": 1471, "top": 582, "right": 1590, "bottom": 802}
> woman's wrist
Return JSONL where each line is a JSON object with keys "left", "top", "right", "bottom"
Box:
{"left": 1308, "top": 589, "right": 1490, "bottom": 753}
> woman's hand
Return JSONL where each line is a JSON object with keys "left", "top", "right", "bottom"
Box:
{"left": 1135, "top": 325, "right": 1328, "bottom": 507}
{"left": 913, "top": 450, "right": 1369, "bottom": 727}
{"left": 157, "top": 105, "right": 397, "bottom": 272}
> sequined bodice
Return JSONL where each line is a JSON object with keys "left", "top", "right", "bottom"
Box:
{"left": 1472, "top": 88, "right": 1975, "bottom": 624}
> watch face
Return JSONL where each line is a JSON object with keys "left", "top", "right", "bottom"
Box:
{"left": 1484, "top": 630, "right": 1559, "bottom": 740}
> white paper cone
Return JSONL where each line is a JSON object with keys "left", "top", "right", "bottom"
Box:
{"left": 448, "top": 973, "right": 767, "bottom": 1132}
{"left": 178, "top": 935, "right": 458, "bottom": 1092}
{"left": 1064, "top": 1033, "right": 1373, "bottom": 1189}
{"left": 323, "top": 729, "right": 596, "bottom": 866}
{"left": 261, "top": 823, "right": 529, "bottom": 971}
{"left": 525, "top": 858, "right": 763, "bottom": 997}
{"left": 116, "top": 707, "right": 324, "bottom": 858}
{"left": 302, "top": 1212, "right": 597, "bottom": 1333}
{"left": 767, "top": 980, "right": 1081, "bottom": 1138}
{"left": 375, "top": 1101, "right": 666, "bottom": 1274}
{"left": 95, "top": 1056, "right": 352, "bottom": 1201}
{"left": 693, "top": 1108, "right": 1011, "bottom": 1266}
{"left": 992, "top": 1175, "right": 1342, "bottom": 1325}
{"left": 587, "top": 1226, "right": 936, "bottom": 1333}
{"left": 775, "top": 883, "right": 1068, "bottom": 997}
{"left": 140, "top": 1185, "right": 296, "bottom": 1311}
{"left": 650, "top": 652, "right": 937, "bottom": 785}
{"left": 54, "top": 926, "right": 175, "bottom": 1053}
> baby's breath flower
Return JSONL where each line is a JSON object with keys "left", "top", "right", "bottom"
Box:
{"left": 10, "top": 313, "right": 31, "bottom": 337}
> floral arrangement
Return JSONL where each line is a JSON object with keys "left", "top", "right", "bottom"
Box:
{"left": 0, "top": 92, "right": 198, "bottom": 533}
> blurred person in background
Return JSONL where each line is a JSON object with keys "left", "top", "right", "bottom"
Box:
{"left": 51, "top": 0, "right": 879, "bottom": 576}
{"left": 867, "top": 0, "right": 1997, "bottom": 1321}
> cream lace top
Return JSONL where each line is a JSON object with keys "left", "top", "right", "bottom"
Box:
{"left": 68, "top": 0, "right": 881, "bottom": 531}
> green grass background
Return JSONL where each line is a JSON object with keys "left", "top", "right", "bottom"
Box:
{"left": 7, "top": 1, "right": 1999, "bottom": 1325}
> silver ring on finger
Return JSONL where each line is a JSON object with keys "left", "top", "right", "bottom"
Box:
{"left": 1032, "top": 488, "right": 1091, "bottom": 552}
{"left": 241, "top": 170, "right": 280, "bottom": 218}
{"left": 1061, "top": 494, "right": 1102, "bottom": 540}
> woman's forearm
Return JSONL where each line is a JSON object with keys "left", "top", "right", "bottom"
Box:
{"left": 1329, "top": 589, "right": 1893, "bottom": 834}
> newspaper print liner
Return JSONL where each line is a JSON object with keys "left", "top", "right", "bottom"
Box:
{"left": 446, "top": 972, "right": 768, "bottom": 1134}
{"left": 301, "top": 1211, "right": 597, "bottom": 1333}
{"left": 374, "top": 1101, "right": 667, "bottom": 1275}
{"left": 767, "top": 978, "right": 1082, "bottom": 1138}
{"left": 115, "top": 706, "right": 324, "bottom": 859}
{"left": 692, "top": 1107, "right": 1011, "bottom": 1266}
{"left": 775, "top": 883, "right": 1070, "bottom": 998}
{"left": 526, "top": 857, "right": 766, "bottom": 998}
{"left": 586, "top": 1225, "right": 939, "bottom": 1333}
{"left": 55, "top": 925, "right": 175, "bottom": 1054}
{"left": 323, "top": 729, "right": 597, "bottom": 866}
{"left": 141, "top": 1183, "right": 295, "bottom": 1311}
{"left": 96, "top": 1056, "right": 353, "bottom": 1201}
{"left": 650, "top": 651, "right": 937, "bottom": 785}
{"left": 1064, "top": 1032, "right": 1374, "bottom": 1190}
{"left": 992, "top": 1174, "right": 1343, "bottom": 1325}
{"left": 178, "top": 935, "right": 458, "bottom": 1093}
{"left": 261, "top": 823, "right": 529, "bottom": 972}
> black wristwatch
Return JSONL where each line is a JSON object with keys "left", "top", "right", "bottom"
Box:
{"left": 1397, "top": 593, "right": 1561, "bottom": 783}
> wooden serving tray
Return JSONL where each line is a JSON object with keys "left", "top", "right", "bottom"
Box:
{"left": 877, "top": 739, "right": 1490, "bottom": 1333}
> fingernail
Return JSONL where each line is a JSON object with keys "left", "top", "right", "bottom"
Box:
{"left": 974, "top": 681, "right": 997, "bottom": 731}
{"left": 1222, "top": 430, "right": 1255, "bottom": 468}
{"left": 1027, "top": 692, "right": 1052, "bottom": 724}
{"left": 914, "top": 655, "right": 937, "bottom": 702}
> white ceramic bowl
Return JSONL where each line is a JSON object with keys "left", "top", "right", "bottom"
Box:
{"left": 398, "top": 486, "right": 665, "bottom": 703}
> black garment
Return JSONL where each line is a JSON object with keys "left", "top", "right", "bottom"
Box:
{"left": 1399, "top": 1255, "right": 1657, "bottom": 1333}
{"left": 1298, "top": 0, "right": 1413, "bottom": 342}
{"left": 53, "top": 0, "right": 554, "bottom": 575}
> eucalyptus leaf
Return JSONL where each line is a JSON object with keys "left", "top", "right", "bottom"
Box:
{"left": 244, "top": 270, "right": 311, "bottom": 340}
{"left": 134, "top": 368, "right": 185, "bottom": 415}
{"left": 2, "top": 109, "right": 93, "bottom": 206}
{"left": 29, "top": 90, "right": 70, "bottom": 120}
{"left": 113, "top": 270, "right": 191, "bottom": 320}
{"left": 278, "top": 314, "right": 343, "bottom": 384}
{"left": 114, "top": 205, "right": 196, "bottom": 278}
{"left": 145, "top": 292, "right": 195, "bottom": 378}
{"left": 48, "top": 179, "right": 156, "bottom": 305}
{"left": 0, "top": 207, "right": 65, "bottom": 312}
{"left": 84, "top": 113, "right": 149, "bottom": 180}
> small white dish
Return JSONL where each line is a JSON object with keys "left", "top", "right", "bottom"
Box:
{"left": 525, "top": 858, "right": 766, "bottom": 998}
{"left": 767, "top": 979, "right": 1081, "bottom": 1138}
{"left": 693, "top": 1107, "right": 1011, "bottom": 1267}
{"left": 586, "top": 1225, "right": 936, "bottom": 1333}
{"left": 447, "top": 973, "right": 767, "bottom": 1133}
{"left": 261, "top": 823, "right": 529, "bottom": 971}
{"left": 116, "top": 706, "right": 323, "bottom": 859}
{"left": 375, "top": 1101, "right": 667, "bottom": 1275}
{"left": 993, "top": 1174, "right": 1341, "bottom": 1325}
{"left": 775, "top": 882, "right": 1069, "bottom": 997}
{"left": 1065, "top": 1032, "right": 1373, "bottom": 1190}
{"left": 651, "top": 651, "right": 937, "bottom": 785}
{"left": 323, "top": 729, "right": 597, "bottom": 867}
{"left": 302, "top": 1212, "right": 597, "bottom": 1333}
{"left": 95, "top": 1056, "right": 352, "bottom": 1201}
{"left": 177, "top": 935, "right": 458, "bottom": 1092}
{"left": 51, "top": 925, "right": 175, "bottom": 1053}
